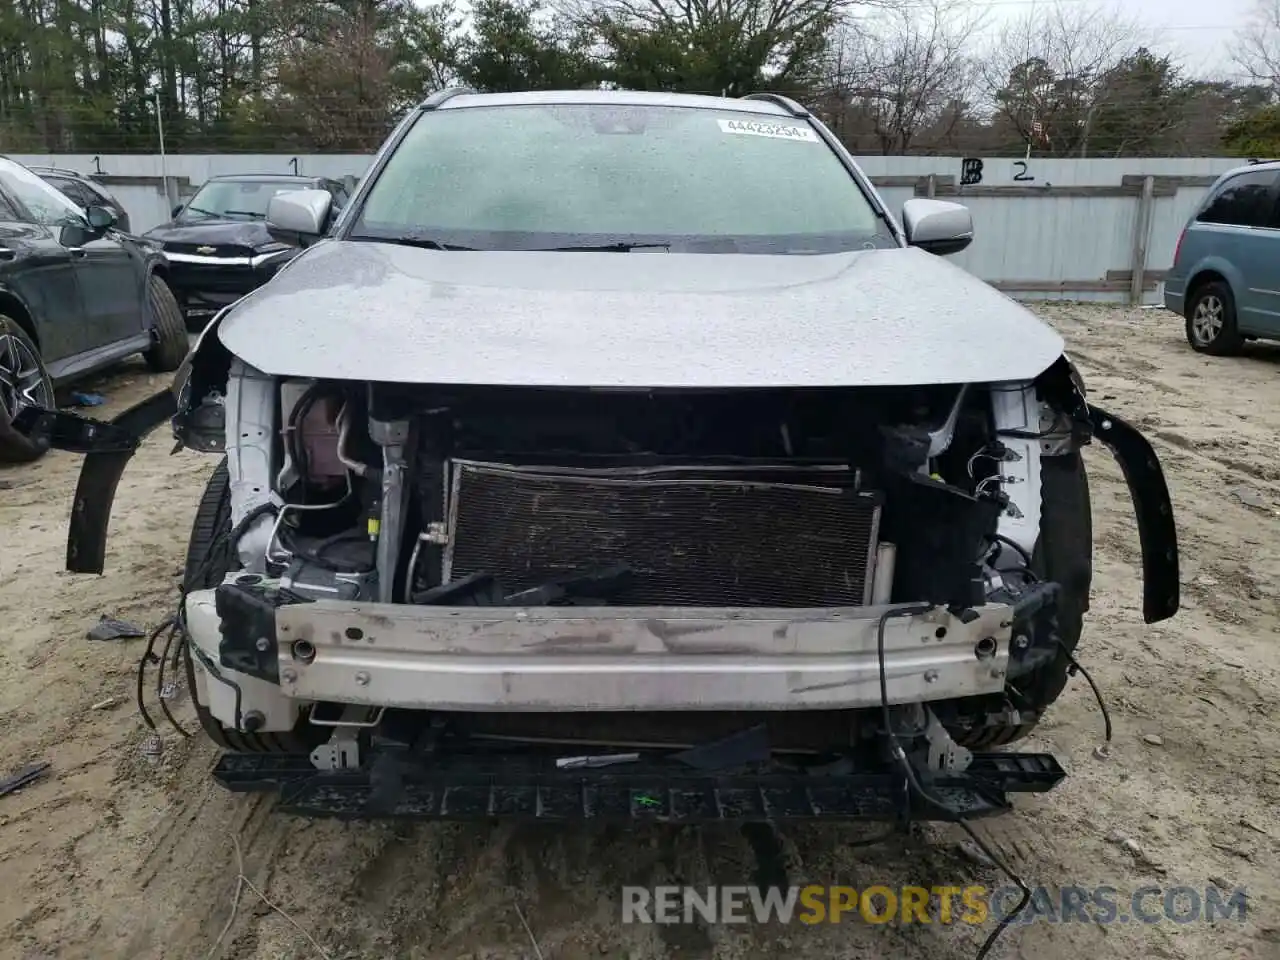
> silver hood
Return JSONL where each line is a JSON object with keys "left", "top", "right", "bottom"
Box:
{"left": 217, "top": 240, "right": 1064, "bottom": 388}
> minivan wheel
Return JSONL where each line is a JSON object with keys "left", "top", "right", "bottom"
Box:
{"left": 1185, "top": 281, "right": 1244, "bottom": 355}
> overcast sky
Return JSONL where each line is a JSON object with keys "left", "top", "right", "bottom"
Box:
{"left": 422, "top": 0, "right": 1259, "bottom": 79}
{"left": 979, "top": 0, "right": 1255, "bottom": 77}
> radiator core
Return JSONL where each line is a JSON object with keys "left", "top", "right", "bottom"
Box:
{"left": 443, "top": 460, "right": 882, "bottom": 607}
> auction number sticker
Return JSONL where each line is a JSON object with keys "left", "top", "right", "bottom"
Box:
{"left": 718, "top": 119, "right": 818, "bottom": 142}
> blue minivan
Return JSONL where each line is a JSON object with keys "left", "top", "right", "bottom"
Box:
{"left": 1164, "top": 160, "right": 1280, "bottom": 354}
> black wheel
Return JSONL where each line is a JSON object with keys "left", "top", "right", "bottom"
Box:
{"left": 1185, "top": 280, "right": 1244, "bottom": 355}
{"left": 183, "top": 458, "right": 313, "bottom": 753}
{"left": 143, "top": 274, "right": 188, "bottom": 373}
{"left": 0, "top": 315, "right": 55, "bottom": 464}
{"left": 951, "top": 453, "right": 1093, "bottom": 748}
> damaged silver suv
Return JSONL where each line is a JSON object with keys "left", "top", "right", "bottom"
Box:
{"left": 26, "top": 89, "right": 1178, "bottom": 829}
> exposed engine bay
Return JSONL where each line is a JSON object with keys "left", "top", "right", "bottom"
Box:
{"left": 235, "top": 376, "right": 1043, "bottom": 614}
{"left": 168, "top": 357, "right": 1101, "bottom": 761}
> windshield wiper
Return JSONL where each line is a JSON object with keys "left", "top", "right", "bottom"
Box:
{"left": 222, "top": 209, "right": 266, "bottom": 219}
{"left": 374, "top": 234, "right": 477, "bottom": 251}
{"left": 533, "top": 241, "right": 673, "bottom": 252}
{"left": 183, "top": 205, "right": 219, "bottom": 218}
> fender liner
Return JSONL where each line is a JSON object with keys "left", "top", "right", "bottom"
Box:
{"left": 70, "top": 389, "right": 177, "bottom": 573}
{"left": 12, "top": 389, "right": 178, "bottom": 574}
{"left": 1089, "top": 406, "right": 1180, "bottom": 623}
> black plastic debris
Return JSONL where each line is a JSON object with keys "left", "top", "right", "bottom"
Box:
{"left": 87, "top": 616, "right": 146, "bottom": 642}
{"left": 673, "top": 725, "right": 771, "bottom": 772}
{"left": 0, "top": 761, "right": 50, "bottom": 798}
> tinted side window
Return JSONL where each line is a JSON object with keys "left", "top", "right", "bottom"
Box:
{"left": 327, "top": 181, "right": 349, "bottom": 209}
{"left": 1197, "top": 171, "right": 1278, "bottom": 227}
{"left": 45, "top": 176, "right": 97, "bottom": 208}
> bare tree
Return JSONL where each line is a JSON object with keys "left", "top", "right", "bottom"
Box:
{"left": 807, "top": 19, "right": 874, "bottom": 135}
{"left": 824, "top": 0, "right": 984, "bottom": 154}
{"left": 976, "top": 1, "right": 1148, "bottom": 157}
{"left": 1236, "top": 0, "right": 1280, "bottom": 92}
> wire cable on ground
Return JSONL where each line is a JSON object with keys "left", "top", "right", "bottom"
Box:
{"left": 135, "top": 617, "right": 175, "bottom": 732}
{"left": 1059, "top": 640, "right": 1113, "bottom": 743}
{"left": 203, "top": 832, "right": 332, "bottom": 960}
{"left": 876, "top": 606, "right": 1033, "bottom": 960}
{"left": 156, "top": 618, "right": 192, "bottom": 738}
{"left": 136, "top": 495, "right": 269, "bottom": 739}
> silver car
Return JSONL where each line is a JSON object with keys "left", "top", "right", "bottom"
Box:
{"left": 26, "top": 89, "right": 1178, "bottom": 832}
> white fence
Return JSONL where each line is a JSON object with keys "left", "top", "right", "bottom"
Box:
{"left": 11, "top": 152, "right": 1249, "bottom": 304}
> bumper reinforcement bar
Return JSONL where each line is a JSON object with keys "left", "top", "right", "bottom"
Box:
{"left": 213, "top": 750, "right": 1065, "bottom": 823}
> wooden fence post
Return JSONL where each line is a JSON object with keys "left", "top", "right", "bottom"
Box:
{"left": 1129, "top": 175, "right": 1156, "bottom": 305}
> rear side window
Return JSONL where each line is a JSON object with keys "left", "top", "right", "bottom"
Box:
{"left": 1197, "top": 170, "right": 1278, "bottom": 227}
{"left": 44, "top": 176, "right": 97, "bottom": 209}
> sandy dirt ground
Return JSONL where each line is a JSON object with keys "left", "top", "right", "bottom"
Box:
{"left": 1, "top": 303, "right": 1279, "bottom": 960}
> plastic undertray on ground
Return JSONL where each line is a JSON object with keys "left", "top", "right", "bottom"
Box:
{"left": 212, "top": 750, "right": 1065, "bottom": 823}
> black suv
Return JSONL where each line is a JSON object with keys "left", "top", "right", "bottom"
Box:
{"left": 0, "top": 156, "right": 187, "bottom": 462}
{"left": 143, "top": 174, "right": 351, "bottom": 325}
{"left": 29, "top": 166, "right": 132, "bottom": 234}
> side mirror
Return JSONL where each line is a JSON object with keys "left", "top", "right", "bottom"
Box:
{"left": 266, "top": 189, "right": 332, "bottom": 247}
{"left": 172, "top": 204, "right": 184, "bottom": 218}
{"left": 85, "top": 205, "right": 118, "bottom": 231}
{"left": 901, "top": 198, "right": 973, "bottom": 256}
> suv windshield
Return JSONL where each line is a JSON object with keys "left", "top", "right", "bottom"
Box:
{"left": 183, "top": 179, "right": 310, "bottom": 220}
{"left": 0, "top": 157, "right": 88, "bottom": 227}
{"left": 349, "top": 103, "right": 891, "bottom": 253}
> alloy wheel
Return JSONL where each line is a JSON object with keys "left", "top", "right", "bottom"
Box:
{"left": 1191, "top": 295, "right": 1224, "bottom": 345}
{"left": 0, "top": 332, "right": 52, "bottom": 424}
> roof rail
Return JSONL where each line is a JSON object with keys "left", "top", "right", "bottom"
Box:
{"left": 740, "top": 92, "right": 809, "bottom": 118}
{"left": 1246, "top": 158, "right": 1280, "bottom": 165}
{"left": 421, "top": 86, "right": 477, "bottom": 110}
{"left": 27, "top": 164, "right": 84, "bottom": 177}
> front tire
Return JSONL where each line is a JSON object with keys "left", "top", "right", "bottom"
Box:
{"left": 183, "top": 459, "right": 312, "bottom": 753}
{"left": 1185, "top": 280, "right": 1244, "bottom": 355}
{"left": 0, "top": 316, "right": 55, "bottom": 464}
{"left": 143, "top": 274, "right": 189, "bottom": 373}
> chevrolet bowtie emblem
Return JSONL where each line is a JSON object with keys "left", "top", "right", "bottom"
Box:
{"left": 195, "top": 245, "right": 216, "bottom": 255}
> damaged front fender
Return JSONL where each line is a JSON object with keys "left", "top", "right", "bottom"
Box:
{"left": 172, "top": 310, "right": 232, "bottom": 453}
